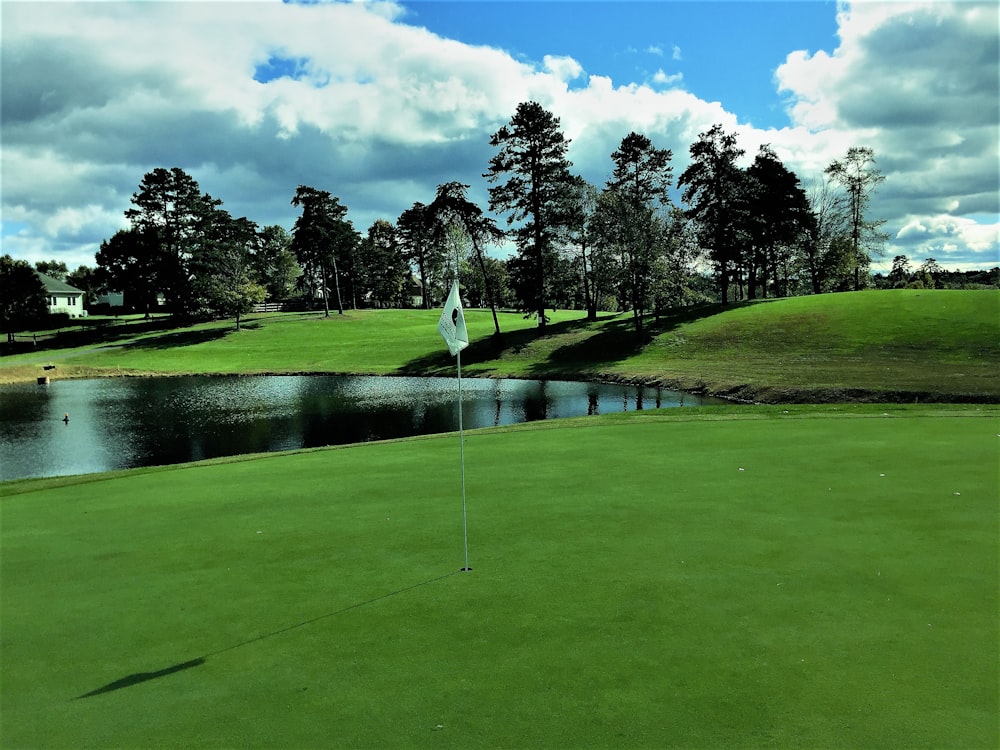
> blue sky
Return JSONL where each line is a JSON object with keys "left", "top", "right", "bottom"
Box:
{"left": 398, "top": 1, "right": 840, "bottom": 129}
{"left": 2, "top": 0, "right": 997, "bottom": 272}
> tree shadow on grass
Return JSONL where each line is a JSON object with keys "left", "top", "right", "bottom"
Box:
{"left": 533, "top": 303, "right": 733, "bottom": 377}
{"left": 1, "top": 318, "right": 178, "bottom": 356}
{"left": 399, "top": 304, "right": 735, "bottom": 379}
{"left": 398, "top": 313, "right": 623, "bottom": 377}
{"left": 74, "top": 570, "right": 458, "bottom": 700}
{"left": 113, "top": 324, "right": 247, "bottom": 352}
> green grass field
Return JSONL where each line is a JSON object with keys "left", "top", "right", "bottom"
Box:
{"left": 3, "top": 289, "right": 997, "bottom": 401}
{"left": 2, "top": 406, "right": 997, "bottom": 748}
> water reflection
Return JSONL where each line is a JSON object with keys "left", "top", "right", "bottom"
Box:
{"left": 0, "top": 375, "right": 724, "bottom": 480}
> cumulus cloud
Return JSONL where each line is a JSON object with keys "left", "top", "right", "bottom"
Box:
{"left": 775, "top": 1, "right": 999, "bottom": 268}
{"left": 1, "top": 0, "right": 996, "bottom": 272}
{"left": 651, "top": 69, "right": 684, "bottom": 87}
{"left": 543, "top": 55, "right": 585, "bottom": 83}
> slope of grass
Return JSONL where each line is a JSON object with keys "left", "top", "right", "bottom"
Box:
{"left": 2, "top": 405, "right": 997, "bottom": 748}
{"left": 617, "top": 289, "right": 999, "bottom": 399}
{"left": 1, "top": 290, "right": 996, "bottom": 401}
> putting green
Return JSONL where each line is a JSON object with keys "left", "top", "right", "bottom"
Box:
{"left": 2, "top": 407, "right": 997, "bottom": 748}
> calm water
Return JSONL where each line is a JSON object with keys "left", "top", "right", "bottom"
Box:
{"left": 0, "top": 375, "right": 724, "bottom": 480}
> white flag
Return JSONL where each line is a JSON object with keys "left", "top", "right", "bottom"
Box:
{"left": 437, "top": 280, "right": 469, "bottom": 357}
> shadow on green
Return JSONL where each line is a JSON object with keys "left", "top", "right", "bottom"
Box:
{"left": 75, "top": 570, "right": 459, "bottom": 700}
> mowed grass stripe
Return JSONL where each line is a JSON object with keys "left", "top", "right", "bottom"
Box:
{"left": 2, "top": 409, "right": 996, "bottom": 748}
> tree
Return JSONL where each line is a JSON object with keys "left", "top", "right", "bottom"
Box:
{"left": 461, "top": 254, "right": 511, "bottom": 309}
{"left": 192, "top": 212, "right": 266, "bottom": 329}
{"left": 919, "top": 258, "right": 943, "bottom": 289}
{"left": 678, "top": 124, "right": 746, "bottom": 304}
{"left": 66, "top": 265, "right": 102, "bottom": 306}
{"left": 565, "top": 177, "right": 600, "bottom": 320}
{"left": 654, "top": 207, "right": 703, "bottom": 313}
{"left": 888, "top": 255, "right": 911, "bottom": 287}
{"left": 1, "top": 254, "right": 48, "bottom": 340}
{"left": 803, "top": 177, "right": 853, "bottom": 294}
{"left": 396, "top": 202, "right": 448, "bottom": 309}
{"left": 824, "top": 146, "right": 887, "bottom": 291}
{"left": 485, "top": 101, "right": 576, "bottom": 327}
{"left": 34, "top": 260, "right": 68, "bottom": 281}
{"left": 253, "top": 225, "right": 300, "bottom": 301}
{"left": 745, "top": 145, "right": 813, "bottom": 298}
{"left": 290, "top": 186, "right": 355, "bottom": 316}
{"left": 603, "top": 132, "right": 674, "bottom": 334}
{"left": 357, "top": 219, "right": 409, "bottom": 307}
{"left": 123, "top": 167, "right": 221, "bottom": 316}
{"left": 95, "top": 227, "right": 161, "bottom": 316}
{"left": 427, "top": 181, "right": 506, "bottom": 335}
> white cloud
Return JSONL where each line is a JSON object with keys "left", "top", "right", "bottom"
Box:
{"left": 651, "top": 69, "right": 683, "bottom": 87}
{"left": 672, "top": 45, "right": 683, "bottom": 61}
{"left": 774, "top": 0, "right": 999, "bottom": 268}
{"left": 646, "top": 45, "right": 663, "bottom": 56}
{"left": 543, "top": 55, "right": 585, "bottom": 83}
{"left": 1, "top": 0, "right": 996, "bottom": 273}
{"left": 893, "top": 214, "right": 1000, "bottom": 267}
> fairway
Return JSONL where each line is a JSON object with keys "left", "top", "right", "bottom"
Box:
{"left": 2, "top": 406, "right": 997, "bottom": 748}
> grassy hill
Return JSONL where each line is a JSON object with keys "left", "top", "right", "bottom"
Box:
{"left": 2, "top": 289, "right": 997, "bottom": 402}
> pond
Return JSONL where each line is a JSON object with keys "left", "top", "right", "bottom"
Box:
{"left": 0, "top": 375, "right": 726, "bottom": 481}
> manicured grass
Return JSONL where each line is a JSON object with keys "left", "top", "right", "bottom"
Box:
{"left": 1, "top": 290, "right": 996, "bottom": 401}
{"left": 2, "top": 405, "right": 997, "bottom": 748}
{"left": 619, "top": 289, "right": 1000, "bottom": 399}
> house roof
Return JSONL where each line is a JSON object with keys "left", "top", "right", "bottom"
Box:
{"left": 34, "top": 270, "right": 84, "bottom": 295}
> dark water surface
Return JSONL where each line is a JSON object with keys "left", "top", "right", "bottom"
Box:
{"left": 0, "top": 375, "right": 724, "bottom": 480}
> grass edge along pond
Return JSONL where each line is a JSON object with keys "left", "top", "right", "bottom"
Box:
{"left": 2, "top": 405, "right": 997, "bottom": 748}
{"left": 2, "top": 289, "right": 998, "bottom": 402}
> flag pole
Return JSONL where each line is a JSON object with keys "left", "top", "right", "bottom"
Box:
{"left": 438, "top": 248, "right": 471, "bottom": 573}
{"left": 453, "top": 243, "right": 470, "bottom": 572}
{"left": 457, "top": 346, "right": 470, "bottom": 571}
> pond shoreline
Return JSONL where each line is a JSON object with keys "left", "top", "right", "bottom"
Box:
{"left": 3, "top": 363, "right": 996, "bottom": 405}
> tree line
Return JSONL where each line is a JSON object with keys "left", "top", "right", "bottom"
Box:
{"left": 7, "top": 100, "right": 986, "bottom": 338}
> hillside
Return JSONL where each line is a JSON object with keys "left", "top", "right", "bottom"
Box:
{"left": 616, "top": 289, "right": 999, "bottom": 402}
{"left": 1, "top": 289, "right": 997, "bottom": 402}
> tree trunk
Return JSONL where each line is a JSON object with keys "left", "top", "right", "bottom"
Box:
{"left": 581, "top": 241, "right": 596, "bottom": 321}
{"left": 719, "top": 260, "right": 730, "bottom": 305}
{"left": 331, "top": 258, "right": 344, "bottom": 315}
{"left": 418, "top": 255, "right": 428, "bottom": 309}
{"left": 472, "top": 235, "right": 501, "bottom": 337}
{"left": 320, "top": 265, "right": 331, "bottom": 318}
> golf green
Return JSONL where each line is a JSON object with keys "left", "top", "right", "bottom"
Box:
{"left": 1, "top": 407, "right": 997, "bottom": 748}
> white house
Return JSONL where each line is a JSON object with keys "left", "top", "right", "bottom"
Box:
{"left": 35, "top": 271, "right": 86, "bottom": 317}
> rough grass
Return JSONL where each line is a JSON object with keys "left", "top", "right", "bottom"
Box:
{"left": 2, "top": 405, "right": 997, "bottom": 748}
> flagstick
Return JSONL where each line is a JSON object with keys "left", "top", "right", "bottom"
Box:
{"left": 457, "top": 346, "right": 470, "bottom": 572}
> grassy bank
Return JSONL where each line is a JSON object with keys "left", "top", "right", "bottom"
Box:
{"left": 2, "top": 405, "right": 997, "bottom": 748}
{"left": 2, "top": 290, "right": 997, "bottom": 402}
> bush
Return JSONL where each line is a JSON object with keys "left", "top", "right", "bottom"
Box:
{"left": 45, "top": 312, "right": 71, "bottom": 329}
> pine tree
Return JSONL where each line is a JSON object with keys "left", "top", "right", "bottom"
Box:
{"left": 485, "top": 101, "right": 576, "bottom": 327}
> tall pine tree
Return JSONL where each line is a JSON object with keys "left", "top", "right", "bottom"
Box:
{"left": 485, "top": 101, "right": 575, "bottom": 328}
{"left": 678, "top": 125, "right": 745, "bottom": 304}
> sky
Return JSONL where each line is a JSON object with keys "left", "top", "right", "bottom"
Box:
{"left": 2, "top": 0, "right": 998, "bottom": 273}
